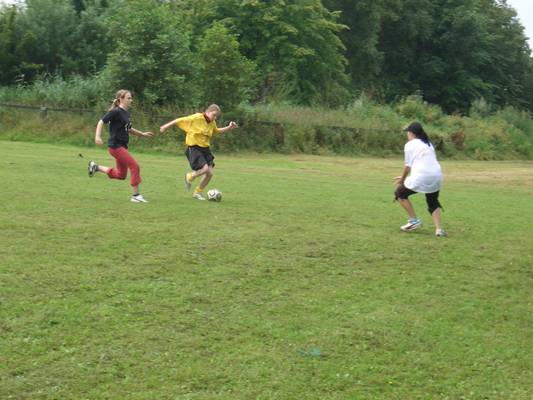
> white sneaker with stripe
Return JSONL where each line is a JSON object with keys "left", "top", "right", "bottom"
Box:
{"left": 400, "top": 219, "right": 422, "bottom": 232}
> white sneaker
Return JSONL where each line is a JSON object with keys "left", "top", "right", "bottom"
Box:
{"left": 192, "top": 192, "right": 206, "bottom": 201}
{"left": 400, "top": 219, "right": 422, "bottom": 232}
{"left": 88, "top": 161, "right": 98, "bottom": 177}
{"left": 436, "top": 229, "right": 447, "bottom": 237}
{"left": 131, "top": 194, "right": 148, "bottom": 203}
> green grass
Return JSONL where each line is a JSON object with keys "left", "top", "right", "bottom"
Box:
{"left": 1, "top": 141, "right": 532, "bottom": 399}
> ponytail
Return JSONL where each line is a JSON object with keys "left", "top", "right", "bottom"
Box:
{"left": 417, "top": 129, "right": 431, "bottom": 146}
{"left": 108, "top": 98, "right": 120, "bottom": 111}
{"left": 108, "top": 89, "right": 131, "bottom": 111}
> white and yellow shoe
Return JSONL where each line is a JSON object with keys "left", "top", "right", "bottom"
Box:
{"left": 192, "top": 192, "right": 206, "bottom": 201}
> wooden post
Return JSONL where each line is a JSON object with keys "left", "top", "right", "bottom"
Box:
{"left": 40, "top": 106, "right": 48, "bottom": 118}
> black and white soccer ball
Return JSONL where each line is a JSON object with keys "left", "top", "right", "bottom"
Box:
{"left": 207, "top": 188, "right": 222, "bottom": 202}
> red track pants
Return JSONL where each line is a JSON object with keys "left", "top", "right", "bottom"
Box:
{"left": 107, "top": 146, "right": 141, "bottom": 187}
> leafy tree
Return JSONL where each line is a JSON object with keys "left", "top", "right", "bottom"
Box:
{"left": 2, "top": 0, "right": 532, "bottom": 112}
{"left": 213, "top": 0, "right": 350, "bottom": 106}
{"left": 196, "top": 22, "right": 256, "bottom": 110}
{"left": 376, "top": 0, "right": 438, "bottom": 100}
{"left": 168, "top": 0, "right": 218, "bottom": 44}
{"left": 105, "top": 0, "right": 197, "bottom": 106}
{"left": 0, "top": 5, "right": 19, "bottom": 84}
{"left": 1, "top": 0, "right": 112, "bottom": 83}
{"left": 326, "top": 0, "right": 532, "bottom": 112}
{"left": 428, "top": 0, "right": 504, "bottom": 111}
{"left": 17, "top": 0, "right": 79, "bottom": 76}
{"left": 323, "top": 0, "right": 385, "bottom": 93}
{"left": 523, "top": 60, "right": 533, "bottom": 111}
{"left": 376, "top": 0, "right": 532, "bottom": 112}
{"left": 0, "top": 5, "right": 42, "bottom": 84}
{"left": 71, "top": 0, "right": 86, "bottom": 15}
{"left": 68, "top": 0, "right": 113, "bottom": 76}
{"left": 479, "top": 0, "right": 532, "bottom": 109}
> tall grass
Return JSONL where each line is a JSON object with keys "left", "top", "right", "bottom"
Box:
{"left": 0, "top": 74, "right": 110, "bottom": 109}
{"left": 1, "top": 81, "right": 532, "bottom": 159}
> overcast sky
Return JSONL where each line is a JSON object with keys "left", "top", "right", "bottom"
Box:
{"left": 0, "top": 0, "right": 532, "bottom": 48}
{"left": 506, "top": 0, "right": 533, "bottom": 48}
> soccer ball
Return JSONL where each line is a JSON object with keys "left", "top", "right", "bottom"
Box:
{"left": 207, "top": 188, "right": 222, "bottom": 202}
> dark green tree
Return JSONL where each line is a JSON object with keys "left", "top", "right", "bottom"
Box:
{"left": 0, "top": 5, "right": 19, "bottom": 84}
{"left": 326, "top": 0, "right": 532, "bottom": 111}
{"left": 523, "top": 60, "right": 533, "bottom": 111}
{"left": 105, "top": 0, "right": 197, "bottom": 106}
{"left": 168, "top": 0, "right": 218, "bottom": 44}
{"left": 17, "top": 0, "right": 79, "bottom": 75}
{"left": 68, "top": 0, "right": 113, "bottom": 75}
{"left": 376, "top": 0, "right": 532, "bottom": 112}
{"left": 71, "top": 0, "right": 86, "bottom": 15}
{"left": 196, "top": 21, "right": 257, "bottom": 110}
{"left": 212, "top": 0, "right": 350, "bottom": 106}
{"left": 479, "top": 0, "right": 532, "bottom": 110}
{"left": 323, "top": 0, "right": 385, "bottom": 94}
{"left": 0, "top": 5, "right": 42, "bottom": 84}
{"left": 376, "top": 0, "right": 437, "bottom": 101}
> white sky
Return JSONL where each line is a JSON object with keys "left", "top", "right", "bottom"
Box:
{"left": 506, "top": 0, "right": 533, "bottom": 49}
{"left": 0, "top": 0, "right": 531, "bottom": 49}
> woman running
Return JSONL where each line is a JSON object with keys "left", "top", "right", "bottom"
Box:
{"left": 88, "top": 89, "right": 154, "bottom": 203}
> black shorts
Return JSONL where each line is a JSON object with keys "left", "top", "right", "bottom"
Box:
{"left": 395, "top": 183, "right": 442, "bottom": 214}
{"left": 185, "top": 146, "right": 215, "bottom": 171}
{"left": 394, "top": 184, "right": 417, "bottom": 200}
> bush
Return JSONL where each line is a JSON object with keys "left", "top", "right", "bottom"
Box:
{"left": 494, "top": 106, "right": 533, "bottom": 136}
{"left": 395, "top": 95, "right": 444, "bottom": 124}
{"left": 2, "top": 93, "right": 533, "bottom": 160}
{"left": 470, "top": 97, "right": 494, "bottom": 118}
{"left": 0, "top": 74, "right": 109, "bottom": 108}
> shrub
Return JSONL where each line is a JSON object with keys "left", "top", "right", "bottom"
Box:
{"left": 395, "top": 95, "right": 444, "bottom": 124}
{"left": 0, "top": 74, "right": 108, "bottom": 108}
{"left": 470, "top": 97, "right": 494, "bottom": 117}
{"left": 494, "top": 106, "right": 533, "bottom": 136}
{"left": 1, "top": 92, "right": 533, "bottom": 160}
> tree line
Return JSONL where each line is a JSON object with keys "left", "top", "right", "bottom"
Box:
{"left": 1, "top": 0, "right": 532, "bottom": 113}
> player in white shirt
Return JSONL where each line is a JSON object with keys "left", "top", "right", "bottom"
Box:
{"left": 394, "top": 122, "right": 446, "bottom": 236}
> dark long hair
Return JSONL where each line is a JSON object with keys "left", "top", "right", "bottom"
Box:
{"left": 416, "top": 129, "right": 431, "bottom": 146}
{"left": 406, "top": 122, "right": 431, "bottom": 146}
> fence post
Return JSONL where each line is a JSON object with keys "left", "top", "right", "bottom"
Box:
{"left": 40, "top": 106, "right": 48, "bottom": 119}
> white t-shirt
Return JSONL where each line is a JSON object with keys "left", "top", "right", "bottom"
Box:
{"left": 404, "top": 138, "right": 442, "bottom": 193}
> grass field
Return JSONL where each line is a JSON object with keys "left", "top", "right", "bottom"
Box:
{"left": 1, "top": 141, "right": 532, "bottom": 399}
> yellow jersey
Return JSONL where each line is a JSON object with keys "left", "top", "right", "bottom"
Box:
{"left": 175, "top": 113, "right": 219, "bottom": 148}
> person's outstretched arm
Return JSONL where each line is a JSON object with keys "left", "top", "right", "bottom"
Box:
{"left": 160, "top": 119, "right": 178, "bottom": 133}
{"left": 130, "top": 127, "right": 154, "bottom": 138}
{"left": 217, "top": 121, "right": 238, "bottom": 134}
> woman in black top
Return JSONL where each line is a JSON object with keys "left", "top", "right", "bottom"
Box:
{"left": 88, "top": 90, "right": 154, "bottom": 203}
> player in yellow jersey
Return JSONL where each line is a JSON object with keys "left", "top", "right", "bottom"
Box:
{"left": 159, "top": 104, "right": 238, "bottom": 200}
